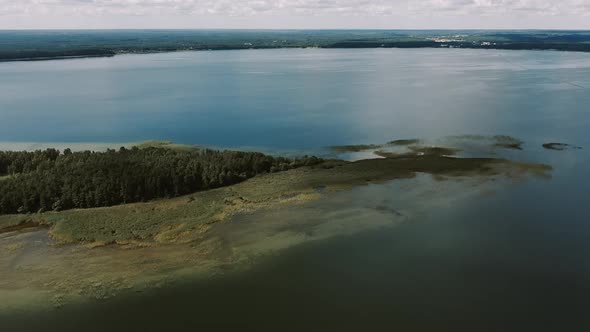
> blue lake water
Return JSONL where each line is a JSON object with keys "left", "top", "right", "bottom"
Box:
{"left": 1, "top": 48, "right": 590, "bottom": 150}
{"left": 1, "top": 49, "right": 590, "bottom": 331}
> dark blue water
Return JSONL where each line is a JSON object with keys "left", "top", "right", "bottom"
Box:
{"left": 3, "top": 159, "right": 590, "bottom": 331}
{"left": 1, "top": 48, "right": 589, "bottom": 150}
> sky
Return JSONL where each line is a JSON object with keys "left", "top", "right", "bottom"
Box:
{"left": 1, "top": 0, "right": 589, "bottom": 30}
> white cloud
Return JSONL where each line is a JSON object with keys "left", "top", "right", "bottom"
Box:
{"left": 2, "top": 0, "right": 585, "bottom": 16}
{"left": 0, "top": 0, "right": 402, "bottom": 16}
{"left": 411, "top": 0, "right": 590, "bottom": 15}
{"left": 0, "top": 0, "right": 588, "bottom": 28}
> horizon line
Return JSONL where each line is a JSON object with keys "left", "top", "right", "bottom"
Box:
{"left": 1, "top": 28, "right": 590, "bottom": 31}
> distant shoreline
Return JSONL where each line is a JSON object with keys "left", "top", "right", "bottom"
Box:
{"left": 0, "top": 53, "right": 115, "bottom": 63}
{"left": 1, "top": 44, "right": 589, "bottom": 63}
{"left": 2, "top": 28, "right": 590, "bottom": 64}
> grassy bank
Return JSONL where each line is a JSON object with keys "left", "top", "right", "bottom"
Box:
{"left": 0, "top": 151, "right": 552, "bottom": 246}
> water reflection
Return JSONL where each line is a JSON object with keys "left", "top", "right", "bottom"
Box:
{"left": 3, "top": 165, "right": 589, "bottom": 331}
{"left": 1, "top": 49, "right": 589, "bottom": 149}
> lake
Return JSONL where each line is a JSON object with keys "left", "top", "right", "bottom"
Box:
{"left": 1, "top": 48, "right": 589, "bottom": 151}
{"left": 1, "top": 48, "right": 590, "bottom": 331}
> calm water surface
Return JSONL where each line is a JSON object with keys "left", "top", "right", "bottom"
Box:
{"left": 1, "top": 49, "right": 590, "bottom": 331}
{"left": 1, "top": 48, "right": 589, "bottom": 149}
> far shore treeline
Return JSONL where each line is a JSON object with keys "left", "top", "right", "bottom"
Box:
{"left": 0, "top": 147, "right": 322, "bottom": 215}
{"left": 2, "top": 30, "right": 590, "bottom": 62}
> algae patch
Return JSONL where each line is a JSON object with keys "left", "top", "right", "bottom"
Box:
{"left": 329, "top": 139, "right": 421, "bottom": 152}
{"left": 374, "top": 146, "right": 460, "bottom": 158}
{"left": 388, "top": 139, "right": 421, "bottom": 146}
{"left": 331, "top": 135, "right": 525, "bottom": 160}
{"left": 329, "top": 144, "right": 383, "bottom": 152}
{"left": 493, "top": 135, "right": 524, "bottom": 150}
{"left": 447, "top": 135, "right": 524, "bottom": 150}
{"left": 542, "top": 143, "right": 582, "bottom": 151}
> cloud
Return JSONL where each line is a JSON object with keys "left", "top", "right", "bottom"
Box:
{"left": 0, "top": 0, "right": 588, "bottom": 28}
{"left": 0, "top": 0, "right": 403, "bottom": 16}
{"left": 1, "top": 0, "right": 584, "bottom": 17}
{"left": 410, "top": 0, "right": 590, "bottom": 15}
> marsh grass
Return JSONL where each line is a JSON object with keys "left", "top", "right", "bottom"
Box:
{"left": 0, "top": 215, "right": 35, "bottom": 233}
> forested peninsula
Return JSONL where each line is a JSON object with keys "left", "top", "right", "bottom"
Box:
{"left": 0, "top": 146, "right": 321, "bottom": 215}
{"left": 0, "top": 138, "right": 555, "bottom": 246}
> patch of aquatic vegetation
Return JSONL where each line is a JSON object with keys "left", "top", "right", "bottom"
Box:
{"left": 388, "top": 139, "right": 421, "bottom": 146}
{"left": 542, "top": 143, "right": 583, "bottom": 151}
{"left": 375, "top": 146, "right": 461, "bottom": 158}
{"left": 492, "top": 136, "right": 524, "bottom": 150}
{"left": 330, "top": 135, "right": 525, "bottom": 158}
{"left": 328, "top": 144, "right": 383, "bottom": 152}
{"left": 0, "top": 229, "right": 226, "bottom": 312}
{"left": 329, "top": 139, "right": 421, "bottom": 152}
{"left": 447, "top": 135, "right": 524, "bottom": 150}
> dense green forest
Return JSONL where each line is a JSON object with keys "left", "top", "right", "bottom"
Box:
{"left": 0, "top": 147, "right": 322, "bottom": 215}
{"left": 1, "top": 30, "right": 590, "bottom": 61}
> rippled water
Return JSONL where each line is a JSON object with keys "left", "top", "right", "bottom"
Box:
{"left": 1, "top": 48, "right": 589, "bottom": 150}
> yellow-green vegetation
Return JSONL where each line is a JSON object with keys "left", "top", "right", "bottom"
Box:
{"left": 0, "top": 214, "right": 34, "bottom": 233}
{"left": 0, "top": 149, "right": 552, "bottom": 246}
{"left": 0, "top": 220, "right": 43, "bottom": 235}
